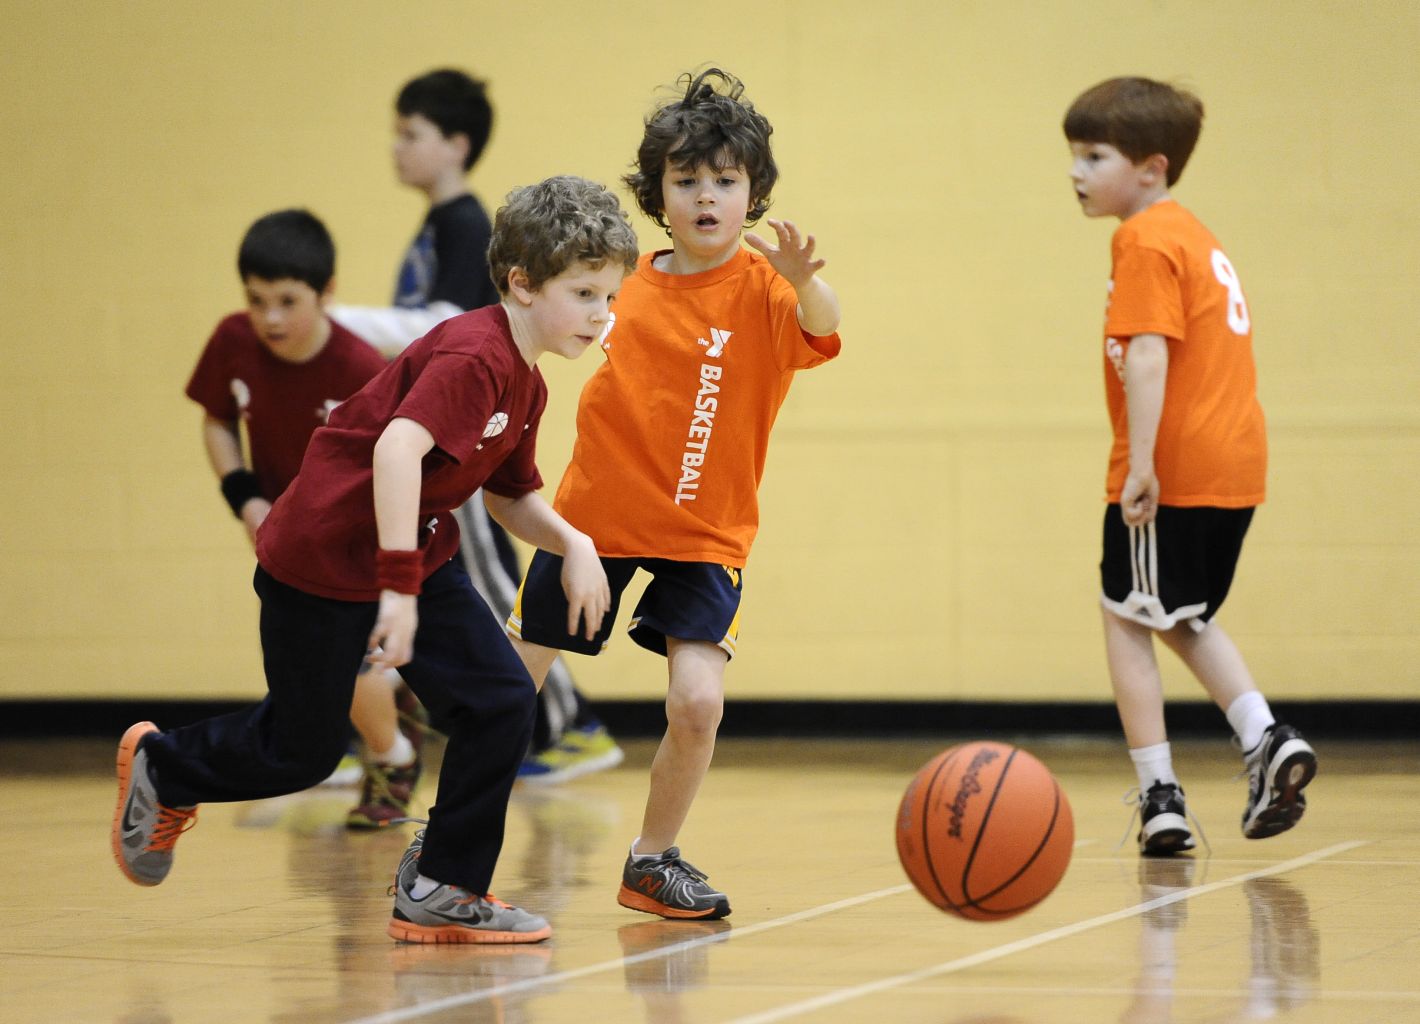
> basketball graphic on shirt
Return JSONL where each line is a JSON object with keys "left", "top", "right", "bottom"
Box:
{"left": 483, "top": 412, "right": 509, "bottom": 438}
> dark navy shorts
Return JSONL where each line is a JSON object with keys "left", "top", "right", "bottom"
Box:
{"left": 508, "top": 551, "right": 743, "bottom": 659}
{"left": 1100, "top": 504, "right": 1254, "bottom": 632}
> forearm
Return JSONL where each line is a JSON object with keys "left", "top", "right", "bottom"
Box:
{"left": 795, "top": 276, "right": 841, "bottom": 337}
{"left": 200, "top": 415, "right": 245, "bottom": 478}
{"left": 1123, "top": 334, "right": 1168, "bottom": 473}
{"left": 483, "top": 491, "right": 589, "bottom": 555}
{"left": 371, "top": 418, "right": 435, "bottom": 551}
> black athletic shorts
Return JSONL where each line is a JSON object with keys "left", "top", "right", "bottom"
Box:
{"left": 508, "top": 551, "right": 743, "bottom": 659}
{"left": 1100, "top": 504, "right": 1254, "bottom": 632}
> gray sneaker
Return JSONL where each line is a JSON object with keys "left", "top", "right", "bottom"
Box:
{"left": 387, "top": 829, "right": 551, "bottom": 944}
{"left": 1242, "top": 723, "right": 1317, "bottom": 839}
{"left": 111, "top": 722, "right": 197, "bottom": 886}
{"left": 617, "top": 845, "right": 731, "bottom": 920}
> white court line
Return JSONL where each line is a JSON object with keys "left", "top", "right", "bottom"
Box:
{"left": 346, "top": 839, "right": 1366, "bottom": 1024}
{"left": 343, "top": 884, "right": 914, "bottom": 1024}
{"left": 721, "top": 840, "right": 1369, "bottom": 1024}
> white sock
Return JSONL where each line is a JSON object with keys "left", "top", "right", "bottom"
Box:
{"left": 1226, "top": 691, "right": 1275, "bottom": 753}
{"left": 409, "top": 872, "right": 441, "bottom": 898}
{"left": 1130, "top": 742, "right": 1178, "bottom": 792}
{"left": 371, "top": 732, "right": 415, "bottom": 768}
{"left": 630, "top": 837, "right": 661, "bottom": 862}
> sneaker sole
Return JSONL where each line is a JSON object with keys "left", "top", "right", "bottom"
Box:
{"left": 1244, "top": 744, "right": 1318, "bottom": 839}
{"left": 111, "top": 721, "right": 159, "bottom": 887}
{"left": 346, "top": 813, "right": 405, "bottom": 830}
{"left": 617, "top": 883, "right": 731, "bottom": 920}
{"left": 518, "top": 747, "right": 626, "bottom": 787}
{"left": 1139, "top": 811, "right": 1195, "bottom": 856}
{"left": 386, "top": 917, "right": 552, "bottom": 944}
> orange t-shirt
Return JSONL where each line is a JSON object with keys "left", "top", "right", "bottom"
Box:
{"left": 553, "top": 248, "right": 841, "bottom": 567}
{"left": 1102, "top": 200, "right": 1267, "bottom": 507}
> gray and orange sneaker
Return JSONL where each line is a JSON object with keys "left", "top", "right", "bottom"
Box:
{"left": 387, "top": 829, "right": 551, "bottom": 944}
{"left": 111, "top": 722, "right": 197, "bottom": 886}
{"left": 617, "top": 845, "right": 731, "bottom": 920}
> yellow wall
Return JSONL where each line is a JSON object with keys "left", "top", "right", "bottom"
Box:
{"left": 2, "top": 2, "right": 1416, "bottom": 703}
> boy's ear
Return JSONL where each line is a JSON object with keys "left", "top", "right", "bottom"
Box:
{"left": 1140, "top": 153, "right": 1169, "bottom": 184}
{"left": 506, "top": 267, "right": 536, "bottom": 305}
{"left": 448, "top": 131, "right": 471, "bottom": 167}
{"left": 319, "top": 279, "right": 336, "bottom": 307}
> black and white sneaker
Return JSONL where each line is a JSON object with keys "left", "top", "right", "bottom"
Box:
{"left": 1242, "top": 724, "right": 1317, "bottom": 839}
{"left": 1137, "top": 781, "right": 1196, "bottom": 856}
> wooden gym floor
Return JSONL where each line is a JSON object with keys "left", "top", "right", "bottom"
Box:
{"left": 3, "top": 734, "right": 1418, "bottom": 1023}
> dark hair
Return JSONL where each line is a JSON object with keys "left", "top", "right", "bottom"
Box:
{"left": 624, "top": 67, "right": 777, "bottom": 229}
{"left": 237, "top": 209, "right": 335, "bottom": 291}
{"left": 1063, "top": 77, "right": 1204, "bottom": 187}
{"left": 487, "top": 176, "right": 639, "bottom": 295}
{"left": 396, "top": 68, "right": 494, "bottom": 171}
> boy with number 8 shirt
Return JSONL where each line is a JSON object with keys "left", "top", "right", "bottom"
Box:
{"left": 112, "top": 176, "right": 639, "bottom": 944}
{"left": 1063, "top": 77, "right": 1316, "bottom": 857}
{"left": 507, "top": 68, "right": 842, "bottom": 919}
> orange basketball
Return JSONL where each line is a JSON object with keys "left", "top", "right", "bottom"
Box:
{"left": 896, "top": 741, "right": 1073, "bottom": 921}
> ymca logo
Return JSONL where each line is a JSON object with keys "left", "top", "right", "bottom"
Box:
{"left": 697, "top": 326, "right": 733, "bottom": 358}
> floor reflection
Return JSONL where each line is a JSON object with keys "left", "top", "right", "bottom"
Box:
{"left": 1122, "top": 860, "right": 1320, "bottom": 1022}
{"left": 618, "top": 918, "right": 733, "bottom": 1024}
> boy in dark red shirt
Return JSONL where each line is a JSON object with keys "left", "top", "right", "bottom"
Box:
{"left": 188, "top": 209, "right": 429, "bottom": 810}
{"left": 113, "top": 177, "right": 639, "bottom": 945}
{"left": 186, "top": 209, "right": 386, "bottom": 543}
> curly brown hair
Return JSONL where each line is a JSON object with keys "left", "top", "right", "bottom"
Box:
{"left": 623, "top": 67, "right": 778, "bottom": 230}
{"left": 487, "top": 176, "right": 639, "bottom": 295}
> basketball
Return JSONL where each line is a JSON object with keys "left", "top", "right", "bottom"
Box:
{"left": 896, "top": 741, "right": 1073, "bottom": 921}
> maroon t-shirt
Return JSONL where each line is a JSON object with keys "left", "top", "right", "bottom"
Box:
{"left": 256, "top": 304, "right": 547, "bottom": 601}
{"left": 185, "top": 313, "right": 387, "bottom": 500}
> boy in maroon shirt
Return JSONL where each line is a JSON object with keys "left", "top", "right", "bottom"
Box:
{"left": 185, "top": 210, "right": 429, "bottom": 821}
{"left": 113, "top": 177, "right": 638, "bottom": 944}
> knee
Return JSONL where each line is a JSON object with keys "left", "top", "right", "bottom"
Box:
{"left": 275, "top": 735, "right": 349, "bottom": 790}
{"left": 666, "top": 685, "right": 723, "bottom": 737}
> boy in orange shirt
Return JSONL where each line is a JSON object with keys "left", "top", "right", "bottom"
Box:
{"left": 1064, "top": 77, "right": 1316, "bottom": 856}
{"left": 507, "top": 68, "right": 842, "bottom": 918}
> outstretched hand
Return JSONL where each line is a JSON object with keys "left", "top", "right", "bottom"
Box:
{"left": 744, "top": 219, "right": 825, "bottom": 288}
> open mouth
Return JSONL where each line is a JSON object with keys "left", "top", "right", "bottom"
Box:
{"left": 695, "top": 214, "right": 719, "bottom": 228}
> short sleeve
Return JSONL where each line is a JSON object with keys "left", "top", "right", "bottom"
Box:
{"left": 394, "top": 351, "right": 500, "bottom": 463}
{"left": 428, "top": 200, "right": 498, "bottom": 312}
{"left": 483, "top": 397, "right": 545, "bottom": 498}
{"left": 1107, "top": 238, "right": 1185, "bottom": 341}
{"left": 767, "top": 272, "right": 842, "bottom": 371}
{"left": 185, "top": 320, "right": 239, "bottom": 420}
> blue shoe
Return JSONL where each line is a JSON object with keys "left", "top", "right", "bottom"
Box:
{"left": 518, "top": 723, "right": 624, "bottom": 785}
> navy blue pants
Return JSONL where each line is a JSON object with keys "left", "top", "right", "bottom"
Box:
{"left": 143, "top": 560, "right": 536, "bottom": 894}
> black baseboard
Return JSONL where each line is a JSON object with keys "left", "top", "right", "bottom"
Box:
{"left": 1, "top": 698, "right": 1414, "bottom": 740}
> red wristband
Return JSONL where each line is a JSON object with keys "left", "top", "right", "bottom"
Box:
{"left": 376, "top": 548, "right": 424, "bottom": 595}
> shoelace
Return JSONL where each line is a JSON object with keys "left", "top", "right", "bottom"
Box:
{"left": 358, "top": 758, "right": 417, "bottom": 806}
{"left": 1115, "top": 787, "right": 1211, "bottom": 854}
{"left": 659, "top": 853, "right": 710, "bottom": 883}
{"left": 385, "top": 818, "right": 427, "bottom": 896}
{"left": 147, "top": 805, "right": 198, "bottom": 853}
